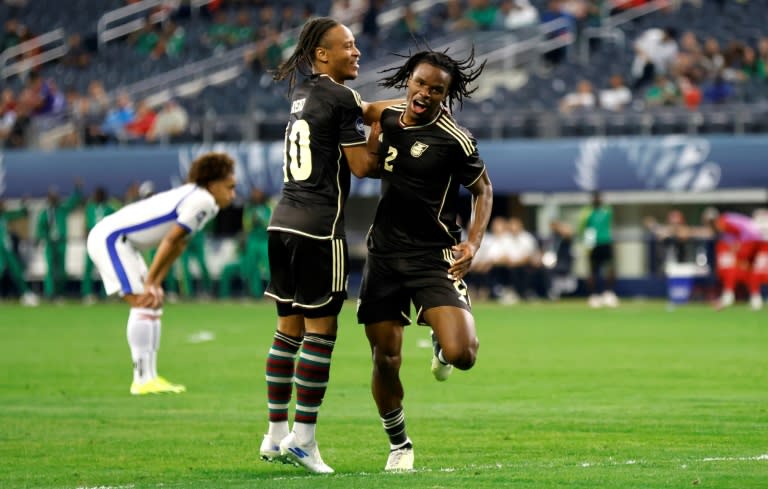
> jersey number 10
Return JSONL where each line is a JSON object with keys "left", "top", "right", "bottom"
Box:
{"left": 283, "top": 119, "right": 312, "bottom": 182}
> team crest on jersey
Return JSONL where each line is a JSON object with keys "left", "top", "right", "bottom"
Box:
{"left": 355, "top": 116, "right": 365, "bottom": 136}
{"left": 410, "top": 141, "right": 429, "bottom": 157}
{"left": 195, "top": 210, "right": 207, "bottom": 225}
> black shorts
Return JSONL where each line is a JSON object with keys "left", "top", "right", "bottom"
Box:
{"left": 589, "top": 243, "right": 614, "bottom": 272}
{"left": 357, "top": 248, "right": 471, "bottom": 326}
{"left": 265, "top": 231, "right": 348, "bottom": 317}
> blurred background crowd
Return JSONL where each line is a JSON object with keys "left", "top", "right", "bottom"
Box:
{"left": 1, "top": 0, "right": 767, "bottom": 308}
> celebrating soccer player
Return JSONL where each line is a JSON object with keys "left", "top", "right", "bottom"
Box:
{"left": 356, "top": 48, "right": 493, "bottom": 471}
{"left": 258, "top": 17, "right": 398, "bottom": 474}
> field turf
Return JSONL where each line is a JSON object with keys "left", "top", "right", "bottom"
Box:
{"left": 1, "top": 300, "right": 766, "bottom": 488}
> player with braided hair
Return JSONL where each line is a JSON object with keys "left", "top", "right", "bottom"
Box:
{"left": 259, "top": 17, "right": 399, "bottom": 474}
{"left": 357, "top": 48, "right": 493, "bottom": 471}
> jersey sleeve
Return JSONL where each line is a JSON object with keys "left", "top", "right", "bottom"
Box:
{"left": 458, "top": 135, "right": 487, "bottom": 188}
{"left": 337, "top": 86, "right": 366, "bottom": 147}
{"left": 176, "top": 188, "right": 219, "bottom": 234}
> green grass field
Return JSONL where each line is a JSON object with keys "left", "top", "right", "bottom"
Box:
{"left": 1, "top": 300, "right": 766, "bottom": 489}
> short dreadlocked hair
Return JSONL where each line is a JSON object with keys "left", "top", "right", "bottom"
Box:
{"left": 272, "top": 17, "right": 340, "bottom": 95}
{"left": 378, "top": 48, "right": 486, "bottom": 112}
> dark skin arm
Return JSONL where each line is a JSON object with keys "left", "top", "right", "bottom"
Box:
{"left": 343, "top": 120, "right": 383, "bottom": 178}
{"left": 361, "top": 99, "right": 403, "bottom": 126}
{"left": 448, "top": 169, "right": 493, "bottom": 280}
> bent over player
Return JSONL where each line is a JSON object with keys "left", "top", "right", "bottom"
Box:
{"left": 87, "top": 153, "right": 236, "bottom": 395}
{"left": 357, "top": 48, "right": 493, "bottom": 471}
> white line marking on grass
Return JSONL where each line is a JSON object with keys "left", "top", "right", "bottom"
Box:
{"left": 701, "top": 454, "right": 768, "bottom": 462}
{"left": 187, "top": 330, "right": 215, "bottom": 343}
{"left": 75, "top": 485, "right": 134, "bottom": 489}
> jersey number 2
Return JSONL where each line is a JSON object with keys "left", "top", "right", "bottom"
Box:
{"left": 383, "top": 146, "right": 397, "bottom": 172}
{"left": 283, "top": 120, "right": 312, "bottom": 182}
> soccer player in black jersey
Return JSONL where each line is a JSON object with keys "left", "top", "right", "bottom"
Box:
{"left": 258, "top": 17, "right": 399, "bottom": 474}
{"left": 356, "top": 49, "right": 493, "bottom": 471}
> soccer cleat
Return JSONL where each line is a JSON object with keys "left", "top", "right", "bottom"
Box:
{"left": 588, "top": 294, "right": 603, "bottom": 308}
{"left": 385, "top": 446, "right": 414, "bottom": 471}
{"left": 430, "top": 331, "right": 453, "bottom": 382}
{"left": 130, "top": 376, "right": 186, "bottom": 395}
{"left": 602, "top": 291, "right": 619, "bottom": 308}
{"left": 20, "top": 291, "right": 40, "bottom": 307}
{"left": 750, "top": 294, "right": 763, "bottom": 311}
{"left": 259, "top": 434, "right": 284, "bottom": 462}
{"left": 279, "top": 432, "right": 334, "bottom": 474}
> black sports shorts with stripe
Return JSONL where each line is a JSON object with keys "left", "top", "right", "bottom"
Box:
{"left": 265, "top": 231, "right": 348, "bottom": 318}
{"left": 357, "top": 248, "right": 471, "bottom": 326}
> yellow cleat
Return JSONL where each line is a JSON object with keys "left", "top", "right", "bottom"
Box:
{"left": 130, "top": 376, "right": 186, "bottom": 395}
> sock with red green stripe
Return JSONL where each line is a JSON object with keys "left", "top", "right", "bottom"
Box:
{"left": 293, "top": 333, "right": 335, "bottom": 442}
{"left": 265, "top": 330, "right": 302, "bottom": 440}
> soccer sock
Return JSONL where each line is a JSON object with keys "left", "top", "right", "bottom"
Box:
{"left": 293, "top": 333, "right": 335, "bottom": 443}
{"left": 150, "top": 309, "right": 162, "bottom": 379}
{"left": 127, "top": 308, "right": 158, "bottom": 384}
{"left": 266, "top": 330, "right": 302, "bottom": 440}
{"left": 381, "top": 407, "right": 411, "bottom": 450}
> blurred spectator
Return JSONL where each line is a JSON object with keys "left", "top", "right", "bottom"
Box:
{"left": 631, "top": 26, "right": 679, "bottom": 89}
{"left": 461, "top": 0, "right": 499, "bottom": 31}
{"left": 702, "top": 71, "right": 734, "bottom": 104}
{"left": 278, "top": 4, "right": 301, "bottom": 32}
{"left": 360, "top": 0, "right": 383, "bottom": 52}
{"left": 124, "top": 99, "right": 157, "bottom": 140}
{"left": 0, "top": 198, "right": 39, "bottom": 306}
{"left": 152, "top": 20, "right": 185, "bottom": 59}
{"left": 644, "top": 74, "right": 679, "bottom": 107}
{"left": 245, "top": 25, "right": 283, "bottom": 74}
{"left": 721, "top": 41, "right": 747, "bottom": 83}
{"left": 496, "top": 0, "right": 539, "bottom": 30}
{"left": 1, "top": 18, "right": 22, "bottom": 52}
{"left": 202, "top": 11, "right": 233, "bottom": 50}
{"left": 540, "top": 0, "right": 575, "bottom": 66}
{"left": 559, "top": 79, "right": 596, "bottom": 114}
{"left": 389, "top": 5, "right": 424, "bottom": 42}
{"left": 741, "top": 46, "right": 766, "bottom": 81}
{"left": 147, "top": 99, "right": 188, "bottom": 142}
{"left": 677, "top": 75, "right": 702, "bottom": 110}
{"left": 100, "top": 91, "right": 135, "bottom": 142}
{"left": 542, "top": 219, "right": 576, "bottom": 300}
{"left": 701, "top": 37, "right": 724, "bottom": 78}
{"left": 61, "top": 33, "right": 91, "bottom": 69}
{"left": 129, "top": 19, "right": 160, "bottom": 56}
{"left": 0, "top": 88, "right": 16, "bottom": 143}
{"left": 232, "top": 8, "right": 256, "bottom": 45}
{"left": 598, "top": 74, "right": 632, "bottom": 112}
{"left": 579, "top": 191, "right": 619, "bottom": 308}
{"left": 644, "top": 210, "right": 697, "bottom": 272}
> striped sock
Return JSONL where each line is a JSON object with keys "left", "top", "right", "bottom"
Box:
{"left": 381, "top": 407, "right": 411, "bottom": 450}
{"left": 265, "top": 331, "right": 302, "bottom": 424}
{"left": 294, "top": 333, "right": 335, "bottom": 428}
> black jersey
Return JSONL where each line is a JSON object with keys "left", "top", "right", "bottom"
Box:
{"left": 368, "top": 104, "right": 486, "bottom": 256}
{"left": 269, "top": 74, "right": 367, "bottom": 239}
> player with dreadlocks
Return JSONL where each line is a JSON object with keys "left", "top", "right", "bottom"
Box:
{"left": 356, "top": 48, "right": 493, "bottom": 471}
{"left": 258, "top": 17, "right": 399, "bottom": 474}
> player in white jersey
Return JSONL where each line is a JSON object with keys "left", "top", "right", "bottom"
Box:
{"left": 87, "top": 153, "right": 236, "bottom": 395}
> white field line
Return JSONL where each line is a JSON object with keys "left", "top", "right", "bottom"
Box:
{"left": 267, "top": 454, "right": 768, "bottom": 480}
{"left": 79, "top": 455, "right": 768, "bottom": 486}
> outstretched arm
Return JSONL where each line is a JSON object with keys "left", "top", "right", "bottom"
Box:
{"left": 361, "top": 98, "right": 403, "bottom": 126}
{"left": 449, "top": 170, "right": 493, "bottom": 280}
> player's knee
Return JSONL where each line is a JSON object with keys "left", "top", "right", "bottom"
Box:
{"left": 372, "top": 347, "right": 402, "bottom": 373}
{"left": 445, "top": 337, "right": 479, "bottom": 371}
